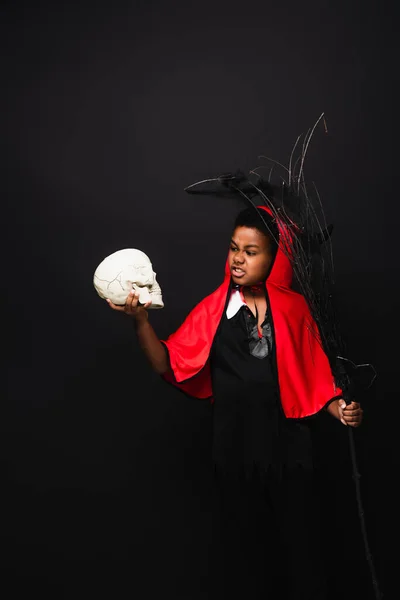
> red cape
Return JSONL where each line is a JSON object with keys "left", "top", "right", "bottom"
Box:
{"left": 162, "top": 206, "right": 341, "bottom": 418}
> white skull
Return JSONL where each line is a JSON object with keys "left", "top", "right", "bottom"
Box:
{"left": 93, "top": 248, "right": 164, "bottom": 308}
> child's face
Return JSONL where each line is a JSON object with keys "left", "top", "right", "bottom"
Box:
{"left": 229, "top": 226, "right": 275, "bottom": 286}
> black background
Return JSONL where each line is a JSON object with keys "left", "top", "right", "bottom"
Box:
{"left": 2, "top": 1, "right": 398, "bottom": 598}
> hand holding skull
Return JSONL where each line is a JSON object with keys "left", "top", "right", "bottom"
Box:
{"left": 107, "top": 289, "right": 151, "bottom": 322}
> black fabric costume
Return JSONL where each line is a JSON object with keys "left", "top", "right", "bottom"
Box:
{"left": 210, "top": 284, "right": 313, "bottom": 478}
{"left": 208, "top": 284, "right": 328, "bottom": 599}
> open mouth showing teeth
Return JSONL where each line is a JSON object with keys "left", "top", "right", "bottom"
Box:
{"left": 232, "top": 267, "right": 245, "bottom": 274}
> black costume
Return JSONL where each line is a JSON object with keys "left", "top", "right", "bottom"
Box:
{"left": 211, "top": 284, "right": 313, "bottom": 477}
{"left": 209, "top": 284, "right": 327, "bottom": 599}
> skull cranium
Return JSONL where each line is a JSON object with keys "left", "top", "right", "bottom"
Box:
{"left": 93, "top": 248, "right": 164, "bottom": 308}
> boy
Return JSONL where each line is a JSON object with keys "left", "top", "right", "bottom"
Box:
{"left": 107, "top": 205, "right": 362, "bottom": 598}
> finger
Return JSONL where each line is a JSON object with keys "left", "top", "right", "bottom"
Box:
{"left": 126, "top": 290, "right": 136, "bottom": 304}
{"left": 346, "top": 401, "right": 361, "bottom": 409}
{"left": 343, "top": 413, "right": 363, "bottom": 426}
{"left": 336, "top": 400, "right": 346, "bottom": 425}
{"left": 107, "top": 299, "right": 125, "bottom": 311}
{"left": 343, "top": 401, "right": 361, "bottom": 410}
{"left": 125, "top": 290, "right": 139, "bottom": 312}
{"left": 348, "top": 420, "right": 362, "bottom": 428}
{"left": 342, "top": 407, "right": 361, "bottom": 414}
{"left": 343, "top": 408, "right": 363, "bottom": 417}
{"left": 344, "top": 410, "right": 363, "bottom": 421}
{"left": 343, "top": 415, "right": 362, "bottom": 423}
{"left": 143, "top": 300, "right": 152, "bottom": 309}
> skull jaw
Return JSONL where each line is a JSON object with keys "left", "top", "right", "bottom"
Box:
{"left": 132, "top": 284, "right": 164, "bottom": 309}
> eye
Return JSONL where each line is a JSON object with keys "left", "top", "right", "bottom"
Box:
{"left": 246, "top": 251, "right": 256, "bottom": 256}
{"left": 230, "top": 246, "right": 238, "bottom": 252}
